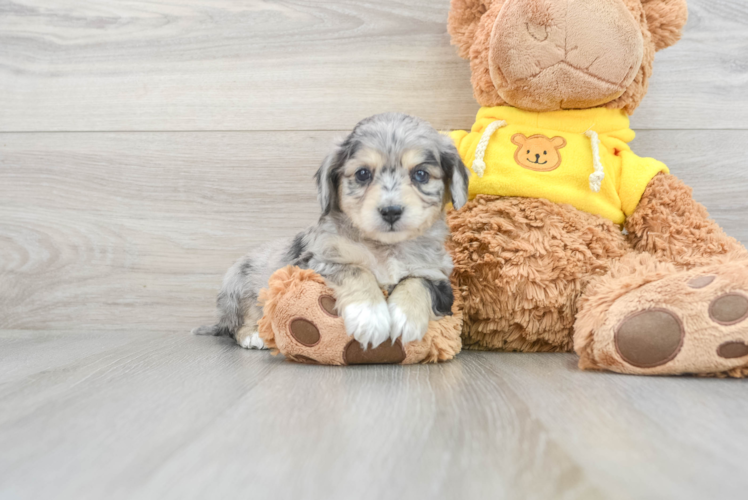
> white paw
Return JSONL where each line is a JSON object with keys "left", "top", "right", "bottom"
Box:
{"left": 342, "top": 302, "right": 391, "bottom": 349}
{"left": 238, "top": 331, "right": 266, "bottom": 350}
{"left": 388, "top": 302, "right": 429, "bottom": 344}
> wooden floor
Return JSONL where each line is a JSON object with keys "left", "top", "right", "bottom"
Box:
{"left": 1, "top": 1, "right": 748, "bottom": 498}
{"left": 1, "top": 330, "right": 748, "bottom": 500}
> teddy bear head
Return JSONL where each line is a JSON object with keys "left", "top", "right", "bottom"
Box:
{"left": 448, "top": 0, "right": 688, "bottom": 114}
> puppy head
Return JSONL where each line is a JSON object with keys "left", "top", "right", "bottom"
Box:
{"left": 315, "top": 113, "right": 469, "bottom": 244}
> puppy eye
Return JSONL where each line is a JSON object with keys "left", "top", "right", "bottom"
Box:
{"left": 355, "top": 168, "right": 372, "bottom": 183}
{"left": 411, "top": 169, "right": 430, "bottom": 184}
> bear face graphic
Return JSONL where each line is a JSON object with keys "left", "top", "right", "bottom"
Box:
{"left": 511, "top": 134, "right": 567, "bottom": 172}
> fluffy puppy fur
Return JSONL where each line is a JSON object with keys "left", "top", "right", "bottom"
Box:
{"left": 194, "top": 113, "right": 470, "bottom": 349}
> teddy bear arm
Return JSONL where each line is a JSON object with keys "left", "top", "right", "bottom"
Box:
{"left": 258, "top": 266, "right": 462, "bottom": 365}
{"left": 624, "top": 173, "right": 747, "bottom": 269}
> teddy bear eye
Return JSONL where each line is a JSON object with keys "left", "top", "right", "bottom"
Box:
{"left": 527, "top": 150, "right": 530, "bottom": 154}
{"left": 543, "top": 151, "right": 547, "bottom": 155}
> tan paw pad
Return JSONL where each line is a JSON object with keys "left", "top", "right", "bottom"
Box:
{"left": 343, "top": 339, "right": 406, "bottom": 365}
{"left": 709, "top": 293, "right": 748, "bottom": 325}
{"left": 688, "top": 275, "right": 716, "bottom": 289}
{"left": 717, "top": 341, "right": 748, "bottom": 359}
{"left": 319, "top": 295, "right": 338, "bottom": 317}
{"left": 615, "top": 309, "right": 684, "bottom": 368}
{"left": 288, "top": 318, "right": 322, "bottom": 347}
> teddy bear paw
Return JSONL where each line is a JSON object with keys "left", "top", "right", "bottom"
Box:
{"left": 258, "top": 267, "right": 461, "bottom": 365}
{"left": 276, "top": 292, "right": 406, "bottom": 365}
{"left": 591, "top": 263, "right": 748, "bottom": 375}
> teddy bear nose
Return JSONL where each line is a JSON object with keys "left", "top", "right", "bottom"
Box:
{"left": 489, "top": 0, "right": 644, "bottom": 111}
{"left": 535, "top": 153, "right": 541, "bottom": 161}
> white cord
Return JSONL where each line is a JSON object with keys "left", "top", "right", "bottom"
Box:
{"left": 585, "top": 130, "right": 605, "bottom": 192}
{"left": 471, "top": 120, "right": 507, "bottom": 178}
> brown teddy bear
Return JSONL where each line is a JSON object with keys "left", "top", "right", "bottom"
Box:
{"left": 446, "top": 0, "right": 748, "bottom": 376}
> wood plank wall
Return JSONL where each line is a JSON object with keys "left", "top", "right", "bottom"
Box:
{"left": 1, "top": 0, "right": 746, "bottom": 332}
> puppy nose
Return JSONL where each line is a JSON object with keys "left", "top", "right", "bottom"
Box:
{"left": 379, "top": 205, "right": 403, "bottom": 224}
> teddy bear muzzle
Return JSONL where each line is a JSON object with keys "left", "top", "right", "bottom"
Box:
{"left": 488, "top": 0, "right": 645, "bottom": 111}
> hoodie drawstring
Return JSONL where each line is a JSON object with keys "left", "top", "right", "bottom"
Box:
{"left": 585, "top": 130, "right": 605, "bottom": 192}
{"left": 471, "top": 120, "right": 507, "bottom": 178}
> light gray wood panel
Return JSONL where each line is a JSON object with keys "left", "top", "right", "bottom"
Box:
{"left": 0, "top": 332, "right": 747, "bottom": 500}
{"left": 632, "top": 0, "right": 748, "bottom": 131}
{"left": 1, "top": 130, "right": 746, "bottom": 332}
{"left": 0, "top": 0, "right": 478, "bottom": 132}
{"left": 1, "top": 0, "right": 746, "bottom": 132}
{"left": 631, "top": 130, "right": 748, "bottom": 235}
{"left": 0, "top": 131, "right": 328, "bottom": 331}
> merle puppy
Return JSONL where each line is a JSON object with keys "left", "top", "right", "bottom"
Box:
{"left": 194, "top": 113, "right": 469, "bottom": 349}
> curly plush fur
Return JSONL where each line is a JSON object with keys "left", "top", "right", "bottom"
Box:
{"left": 447, "top": 0, "right": 748, "bottom": 376}
{"left": 624, "top": 174, "right": 746, "bottom": 268}
{"left": 448, "top": 196, "right": 629, "bottom": 352}
{"left": 449, "top": 174, "right": 748, "bottom": 375}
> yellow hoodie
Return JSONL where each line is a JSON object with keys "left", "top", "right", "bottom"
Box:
{"left": 450, "top": 106, "right": 668, "bottom": 224}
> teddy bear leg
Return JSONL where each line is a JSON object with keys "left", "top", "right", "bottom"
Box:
{"left": 256, "top": 267, "right": 461, "bottom": 365}
{"left": 574, "top": 173, "right": 748, "bottom": 376}
{"left": 575, "top": 252, "right": 748, "bottom": 377}
{"left": 625, "top": 173, "right": 747, "bottom": 268}
{"left": 448, "top": 196, "right": 629, "bottom": 352}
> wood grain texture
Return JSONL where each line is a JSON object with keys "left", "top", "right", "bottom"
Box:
{"left": 0, "top": 0, "right": 477, "bottom": 132}
{"left": 1, "top": 130, "right": 746, "bottom": 332}
{"left": 632, "top": 0, "right": 748, "bottom": 130}
{"left": 0, "top": 131, "right": 326, "bottom": 331}
{"left": 631, "top": 130, "right": 748, "bottom": 235}
{"left": 1, "top": 0, "right": 747, "bottom": 132}
{"left": 1, "top": 1, "right": 747, "bottom": 498}
{"left": 0, "top": 333, "right": 747, "bottom": 500}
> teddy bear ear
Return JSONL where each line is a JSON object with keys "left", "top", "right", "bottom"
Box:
{"left": 511, "top": 133, "right": 527, "bottom": 146}
{"left": 448, "top": 0, "right": 492, "bottom": 59}
{"left": 642, "top": 0, "right": 689, "bottom": 51}
{"left": 550, "top": 137, "right": 567, "bottom": 149}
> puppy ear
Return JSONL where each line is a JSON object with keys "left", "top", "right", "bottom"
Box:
{"left": 642, "top": 0, "right": 688, "bottom": 51}
{"left": 448, "top": 0, "right": 492, "bottom": 59}
{"left": 438, "top": 135, "right": 470, "bottom": 210}
{"left": 315, "top": 136, "right": 357, "bottom": 216}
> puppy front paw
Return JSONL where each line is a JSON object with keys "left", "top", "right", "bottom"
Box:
{"left": 389, "top": 302, "right": 429, "bottom": 344}
{"left": 342, "top": 301, "right": 391, "bottom": 349}
{"left": 236, "top": 330, "right": 266, "bottom": 350}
